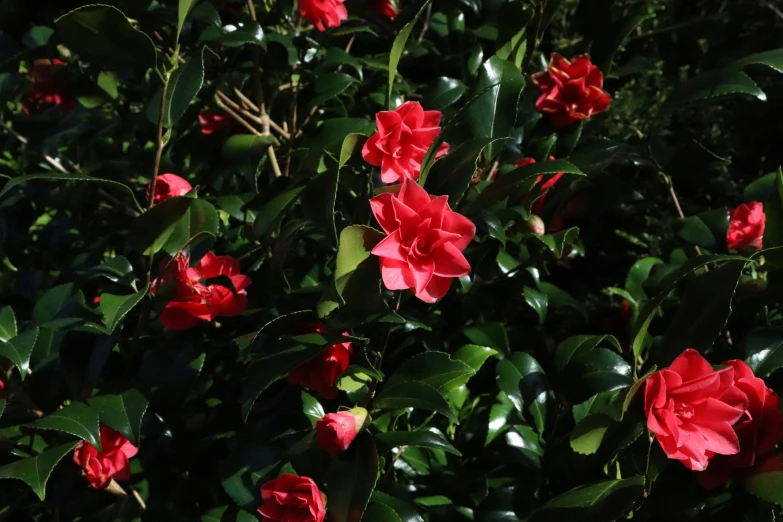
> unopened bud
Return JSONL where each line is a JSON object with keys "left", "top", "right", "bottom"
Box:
{"left": 525, "top": 214, "right": 545, "bottom": 235}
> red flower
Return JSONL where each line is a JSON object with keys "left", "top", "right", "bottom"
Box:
{"left": 0, "top": 379, "right": 4, "bottom": 399}
{"left": 22, "top": 59, "right": 75, "bottom": 115}
{"left": 258, "top": 474, "right": 326, "bottom": 522}
{"left": 698, "top": 360, "right": 783, "bottom": 488}
{"left": 644, "top": 349, "right": 749, "bottom": 471}
{"left": 515, "top": 156, "right": 564, "bottom": 215}
{"left": 362, "top": 101, "right": 449, "bottom": 183}
{"left": 147, "top": 174, "right": 193, "bottom": 205}
{"left": 154, "top": 251, "right": 251, "bottom": 330}
{"left": 316, "top": 411, "right": 359, "bottom": 455}
{"left": 198, "top": 110, "right": 233, "bottom": 135}
{"left": 299, "top": 0, "right": 347, "bottom": 31}
{"left": 73, "top": 425, "right": 138, "bottom": 489}
{"left": 531, "top": 53, "right": 612, "bottom": 128}
{"left": 288, "top": 324, "right": 352, "bottom": 399}
{"left": 727, "top": 202, "right": 765, "bottom": 250}
{"left": 370, "top": 178, "right": 475, "bottom": 302}
{"left": 376, "top": 0, "right": 397, "bottom": 18}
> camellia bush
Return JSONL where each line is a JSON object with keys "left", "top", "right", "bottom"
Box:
{"left": 4, "top": 0, "right": 783, "bottom": 520}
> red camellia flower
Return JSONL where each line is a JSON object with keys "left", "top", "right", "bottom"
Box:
{"left": 299, "top": 0, "right": 347, "bottom": 31}
{"left": 23, "top": 59, "right": 75, "bottom": 115}
{"left": 698, "top": 360, "right": 783, "bottom": 489}
{"left": 147, "top": 174, "right": 193, "bottom": 205}
{"left": 362, "top": 101, "right": 449, "bottom": 183}
{"left": 644, "top": 349, "right": 749, "bottom": 471}
{"left": 258, "top": 474, "right": 326, "bottom": 522}
{"left": 370, "top": 178, "right": 475, "bottom": 302}
{"left": 154, "top": 251, "right": 251, "bottom": 330}
{"left": 73, "top": 425, "right": 138, "bottom": 489}
{"left": 198, "top": 110, "right": 233, "bottom": 135}
{"left": 531, "top": 53, "right": 612, "bottom": 128}
{"left": 727, "top": 201, "right": 765, "bottom": 250}
{"left": 515, "top": 156, "right": 564, "bottom": 215}
{"left": 377, "top": 0, "right": 397, "bottom": 18}
{"left": 288, "top": 324, "right": 352, "bottom": 399}
{"left": 316, "top": 410, "right": 364, "bottom": 455}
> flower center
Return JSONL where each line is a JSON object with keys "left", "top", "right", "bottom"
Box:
{"left": 673, "top": 404, "right": 694, "bottom": 419}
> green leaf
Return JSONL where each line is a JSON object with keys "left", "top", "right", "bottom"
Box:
{"left": 363, "top": 503, "right": 403, "bottom": 522}
{"left": 385, "top": 352, "right": 476, "bottom": 395}
{"left": 424, "top": 137, "right": 507, "bottom": 204}
{"left": 147, "top": 50, "right": 204, "bottom": 127}
{"left": 55, "top": 5, "right": 157, "bottom": 69}
{"left": 0, "top": 400, "right": 5, "bottom": 422}
{"left": 744, "top": 171, "right": 777, "bottom": 203}
{"left": 566, "top": 348, "right": 632, "bottom": 403}
{"left": 666, "top": 69, "right": 766, "bottom": 108}
{"left": 0, "top": 329, "right": 39, "bottom": 378}
{"left": 523, "top": 286, "right": 548, "bottom": 324}
{"left": 0, "top": 173, "right": 141, "bottom": 211}
{"left": 746, "top": 327, "right": 783, "bottom": 377}
{"left": 591, "top": 6, "right": 655, "bottom": 74}
{"left": 162, "top": 199, "right": 220, "bottom": 254}
{"left": 301, "top": 119, "right": 376, "bottom": 172}
{"left": 0, "top": 442, "right": 79, "bottom": 501}
{"left": 654, "top": 260, "right": 745, "bottom": 366}
{"left": 375, "top": 430, "right": 462, "bottom": 456}
{"left": 328, "top": 432, "right": 379, "bottom": 522}
{"left": 302, "top": 170, "right": 339, "bottom": 245}
{"left": 496, "top": 352, "right": 551, "bottom": 433}
{"left": 253, "top": 185, "right": 306, "bottom": 237}
{"left": 424, "top": 77, "right": 467, "bottom": 110}
{"left": 388, "top": 0, "right": 431, "bottom": 107}
{"left": 555, "top": 335, "right": 622, "bottom": 374}
{"left": 677, "top": 207, "right": 729, "bottom": 250}
{"left": 763, "top": 170, "right": 783, "bottom": 266}
{"left": 624, "top": 257, "right": 662, "bottom": 302}
{"left": 199, "top": 23, "right": 263, "bottom": 47}
{"left": 335, "top": 225, "right": 385, "bottom": 281}
{"left": 374, "top": 381, "right": 457, "bottom": 423}
{"left": 301, "top": 391, "right": 324, "bottom": 426}
{"left": 467, "top": 159, "right": 584, "bottom": 214}
{"left": 467, "top": 56, "right": 525, "bottom": 162}
{"left": 370, "top": 491, "right": 424, "bottom": 522}
{"left": 495, "top": 1, "right": 533, "bottom": 68}
{"left": 569, "top": 414, "right": 614, "bottom": 455}
{"left": 217, "top": 193, "right": 258, "bottom": 222}
{"left": 462, "top": 323, "right": 509, "bottom": 356}
{"left": 486, "top": 393, "right": 516, "bottom": 445}
{"left": 309, "top": 72, "right": 357, "bottom": 107}
{"left": 33, "top": 283, "right": 85, "bottom": 328}
{"left": 88, "top": 389, "right": 148, "bottom": 446}
{"left": 728, "top": 48, "right": 783, "bottom": 74}
{"left": 622, "top": 365, "right": 657, "bottom": 413}
{"left": 27, "top": 402, "right": 101, "bottom": 450}
{"left": 540, "top": 282, "right": 589, "bottom": 322}
{"left": 530, "top": 476, "right": 645, "bottom": 522}
{"left": 745, "top": 471, "right": 783, "bottom": 507}
{"left": 453, "top": 344, "right": 497, "bottom": 372}
{"left": 221, "top": 134, "right": 277, "bottom": 163}
{"left": 0, "top": 306, "right": 16, "bottom": 342}
{"left": 128, "top": 195, "right": 195, "bottom": 254}
{"left": 100, "top": 283, "right": 150, "bottom": 334}
{"left": 177, "top": 0, "right": 199, "bottom": 41}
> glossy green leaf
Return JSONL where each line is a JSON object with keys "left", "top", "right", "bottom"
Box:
{"left": 147, "top": 50, "right": 204, "bottom": 127}
{"left": 375, "top": 429, "right": 462, "bottom": 456}
{"left": 253, "top": 185, "right": 306, "bottom": 237}
{"left": 88, "top": 389, "right": 148, "bottom": 446}
{"left": 129, "top": 195, "right": 195, "bottom": 254}
{"left": 388, "top": 0, "right": 431, "bottom": 106}
{"left": 569, "top": 414, "right": 613, "bottom": 455}
{"left": 591, "top": 6, "right": 655, "bottom": 73}
{"left": 745, "top": 471, "right": 783, "bottom": 507}
{"left": 424, "top": 77, "right": 467, "bottom": 110}
{"left": 177, "top": 0, "right": 199, "bottom": 41}
{"left": 453, "top": 344, "right": 497, "bottom": 372}
{"left": 530, "top": 476, "right": 645, "bottom": 522}
{"left": 363, "top": 503, "right": 403, "bottom": 522}
{"left": 763, "top": 170, "right": 783, "bottom": 266}
{"left": 467, "top": 56, "right": 525, "bottom": 162}
{"left": 462, "top": 323, "right": 510, "bottom": 355}
{"left": 374, "top": 381, "right": 457, "bottom": 423}
{"left": 301, "top": 119, "right": 376, "bottom": 171}
{"left": 728, "top": 48, "right": 783, "bottom": 74}
{"left": 496, "top": 352, "right": 551, "bottom": 433}
{"left": 221, "top": 134, "right": 277, "bottom": 163}
{"left": 0, "top": 442, "right": 79, "bottom": 500}
{"left": 370, "top": 491, "right": 424, "bottom": 522}
{"left": 666, "top": 69, "right": 766, "bottom": 108}
{"left": 33, "top": 283, "right": 84, "bottom": 328}
{"left": 556, "top": 335, "right": 622, "bottom": 373}
{"left": 624, "top": 257, "right": 662, "bottom": 302}
{"left": 301, "top": 392, "right": 324, "bottom": 426}
{"left": 309, "top": 72, "right": 356, "bottom": 107}
{"left": 0, "top": 173, "right": 141, "bottom": 211}
{"left": 328, "top": 432, "right": 379, "bottom": 522}
{"left": 495, "top": 1, "right": 533, "bottom": 68}
{"left": 0, "top": 306, "right": 16, "bottom": 342}
{"left": 302, "top": 170, "right": 339, "bottom": 245}
{"left": 523, "top": 286, "right": 548, "bottom": 324}
{"left": 55, "top": 5, "right": 157, "bottom": 69}
{"left": 0, "top": 328, "right": 39, "bottom": 378}
{"left": 27, "top": 402, "right": 101, "bottom": 450}
{"left": 162, "top": 198, "right": 220, "bottom": 254}
{"left": 335, "top": 225, "right": 385, "bottom": 281}
{"left": 100, "top": 283, "right": 150, "bottom": 334}
{"left": 677, "top": 207, "right": 729, "bottom": 250}
{"left": 424, "top": 137, "right": 507, "bottom": 204}
{"left": 385, "top": 352, "right": 476, "bottom": 395}
{"left": 566, "top": 348, "right": 632, "bottom": 402}
{"left": 199, "top": 23, "right": 264, "bottom": 47}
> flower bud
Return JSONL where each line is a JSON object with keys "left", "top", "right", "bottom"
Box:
{"left": 525, "top": 214, "right": 545, "bottom": 235}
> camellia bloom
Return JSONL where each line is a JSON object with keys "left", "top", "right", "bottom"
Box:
{"left": 698, "top": 360, "right": 783, "bottom": 489}
{"left": 316, "top": 409, "right": 367, "bottom": 455}
{"left": 288, "top": 324, "right": 352, "bottom": 399}
{"left": 515, "top": 156, "right": 564, "bottom": 215}
{"left": 370, "top": 178, "right": 475, "bottom": 302}
{"left": 154, "top": 251, "right": 251, "bottom": 330}
{"left": 198, "top": 110, "right": 232, "bottom": 135}
{"left": 23, "top": 59, "right": 75, "bottom": 115}
{"left": 531, "top": 53, "right": 612, "bottom": 128}
{"left": 727, "top": 201, "right": 765, "bottom": 250}
{"left": 147, "top": 174, "right": 193, "bottom": 205}
{"left": 258, "top": 474, "right": 326, "bottom": 522}
{"left": 377, "top": 0, "right": 397, "bottom": 18}
{"left": 299, "top": 0, "right": 347, "bottom": 31}
{"left": 362, "top": 101, "right": 449, "bottom": 183}
{"left": 644, "top": 349, "right": 749, "bottom": 471}
{"left": 73, "top": 425, "right": 138, "bottom": 489}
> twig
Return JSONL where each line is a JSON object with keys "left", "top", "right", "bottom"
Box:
{"left": 765, "top": 1, "right": 783, "bottom": 20}
{"left": 218, "top": 91, "right": 289, "bottom": 140}
{"left": 215, "top": 96, "right": 262, "bottom": 136}
{"left": 43, "top": 155, "right": 69, "bottom": 174}
{"left": 0, "top": 120, "right": 28, "bottom": 144}
{"left": 147, "top": 79, "right": 169, "bottom": 210}
{"left": 417, "top": 3, "right": 433, "bottom": 43}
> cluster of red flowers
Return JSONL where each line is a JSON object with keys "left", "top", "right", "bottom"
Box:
{"left": 22, "top": 59, "right": 75, "bottom": 115}
{"left": 645, "top": 349, "right": 783, "bottom": 488}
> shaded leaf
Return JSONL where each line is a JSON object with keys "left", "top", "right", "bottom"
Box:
{"left": 375, "top": 430, "right": 462, "bottom": 456}
{"left": 100, "top": 283, "right": 150, "bottom": 334}
{"left": 328, "top": 432, "right": 379, "bottom": 522}
{"left": 88, "top": 389, "right": 148, "bottom": 446}
{"left": 27, "top": 402, "right": 101, "bottom": 449}
{"left": 0, "top": 442, "right": 79, "bottom": 501}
